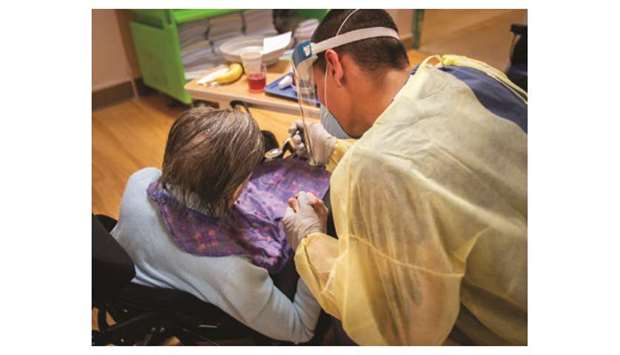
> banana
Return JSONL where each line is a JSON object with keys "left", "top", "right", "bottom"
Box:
{"left": 215, "top": 63, "right": 244, "bottom": 85}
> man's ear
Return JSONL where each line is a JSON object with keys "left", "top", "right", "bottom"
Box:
{"left": 324, "top": 49, "right": 344, "bottom": 87}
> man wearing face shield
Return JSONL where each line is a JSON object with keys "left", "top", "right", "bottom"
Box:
{"left": 283, "top": 10, "right": 527, "bottom": 345}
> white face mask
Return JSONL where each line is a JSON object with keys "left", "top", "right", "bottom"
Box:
{"left": 320, "top": 103, "right": 351, "bottom": 139}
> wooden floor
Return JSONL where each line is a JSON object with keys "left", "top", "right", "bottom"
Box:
{"left": 419, "top": 9, "right": 527, "bottom": 71}
{"left": 93, "top": 96, "right": 179, "bottom": 218}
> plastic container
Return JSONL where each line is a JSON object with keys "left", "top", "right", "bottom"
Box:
{"left": 240, "top": 50, "right": 266, "bottom": 93}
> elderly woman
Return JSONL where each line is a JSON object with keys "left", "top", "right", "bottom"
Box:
{"left": 110, "top": 107, "right": 330, "bottom": 343}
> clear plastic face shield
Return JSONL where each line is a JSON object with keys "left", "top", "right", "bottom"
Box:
{"left": 291, "top": 26, "right": 400, "bottom": 157}
{"left": 291, "top": 41, "right": 321, "bottom": 162}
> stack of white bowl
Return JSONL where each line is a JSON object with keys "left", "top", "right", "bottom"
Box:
{"left": 244, "top": 9, "right": 278, "bottom": 37}
{"left": 294, "top": 19, "right": 320, "bottom": 43}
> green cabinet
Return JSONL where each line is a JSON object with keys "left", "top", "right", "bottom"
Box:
{"left": 130, "top": 10, "right": 241, "bottom": 104}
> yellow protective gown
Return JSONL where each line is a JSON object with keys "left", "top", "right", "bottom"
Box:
{"left": 294, "top": 55, "right": 527, "bottom": 345}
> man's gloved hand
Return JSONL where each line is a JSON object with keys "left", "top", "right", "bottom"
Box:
{"left": 288, "top": 121, "right": 336, "bottom": 166}
{"left": 283, "top": 191, "right": 329, "bottom": 251}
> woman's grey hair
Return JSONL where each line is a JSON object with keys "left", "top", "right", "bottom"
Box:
{"left": 160, "top": 106, "right": 264, "bottom": 217}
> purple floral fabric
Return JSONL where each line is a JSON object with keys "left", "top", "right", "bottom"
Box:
{"left": 147, "top": 158, "right": 330, "bottom": 273}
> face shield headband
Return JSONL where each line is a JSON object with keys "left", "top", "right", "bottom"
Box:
{"left": 292, "top": 26, "right": 401, "bottom": 85}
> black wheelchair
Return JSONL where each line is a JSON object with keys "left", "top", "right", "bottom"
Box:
{"left": 93, "top": 212, "right": 327, "bottom": 345}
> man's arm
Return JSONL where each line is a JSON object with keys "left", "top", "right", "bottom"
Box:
{"left": 326, "top": 139, "right": 355, "bottom": 172}
{"left": 294, "top": 148, "right": 465, "bottom": 345}
{"left": 293, "top": 233, "right": 341, "bottom": 317}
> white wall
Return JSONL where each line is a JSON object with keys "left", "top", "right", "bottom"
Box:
{"left": 92, "top": 10, "right": 138, "bottom": 91}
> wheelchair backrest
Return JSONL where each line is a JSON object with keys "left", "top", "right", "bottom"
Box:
{"left": 92, "top": 214, "right": 135, "bottom": 304}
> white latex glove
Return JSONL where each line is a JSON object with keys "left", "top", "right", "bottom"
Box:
{"left": 282, "top": 191, "right": 329, "bottom": 251}
{"left": 287, "top": 120, "right": 336, "bottom": 166}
